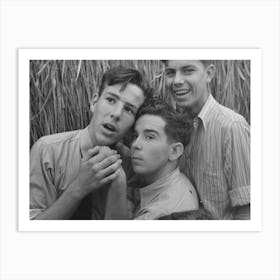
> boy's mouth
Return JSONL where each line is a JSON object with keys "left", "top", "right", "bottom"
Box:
{"left": 173, "top": 89, "right": 191, "bottom": 97}
{"left": 103, "top": 123, "right": 117, "bottom": 133}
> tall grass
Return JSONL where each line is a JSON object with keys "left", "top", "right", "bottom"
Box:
{"left": 30, "top": 60, "right": 250, "bottom": 147}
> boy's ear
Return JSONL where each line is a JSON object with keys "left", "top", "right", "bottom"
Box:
{"left": 90, "top": 93, "right": 99, "bottom": 114}
{"left": 206, "top": 64, "right": 216, "bottom": 82}
{"left": 169, "top": 142, "right": 184, "bottom": 161}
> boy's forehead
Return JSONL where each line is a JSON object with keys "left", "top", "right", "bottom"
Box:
{"left": 135, "top": 114, "right": 166, "bottom": 132}
{"left": 102, "top": 83, "right": 126, "bottom": 93}
{"left": 166, "top": 60, "right": 203, "bottom": 69}
{"left": 102, "top": 83, "right": 145, "bottom": 105}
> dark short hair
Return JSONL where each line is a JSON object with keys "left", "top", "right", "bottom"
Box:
{"left": 158, "top": 208, "right": 214, "bottom": 220}
{"left": 135, "top": 98, "right": 193, "bottom": 147}
{"left": 161, "top": 60, "right": 212, "bottom": 68}
{"left": 98, "top": 66, "right": 151, "bottom": 100}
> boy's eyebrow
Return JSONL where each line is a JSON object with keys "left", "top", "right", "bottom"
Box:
{"left": 166, "top": 64, "right": 197, "bottom": 71}
{"left": 181, "top": 65, "right": 196, "bottom": 70}
{"left": 124, "top": 102, "right": 137, "bottom": 111}
{"left": 165, "top": 67, "right": 175, "bottom": 71}
{"left": 143, "top": 128, "right": 160, "bottom": 135}
{"left": 106, "top": 92, "right": 137, "bottom": 111}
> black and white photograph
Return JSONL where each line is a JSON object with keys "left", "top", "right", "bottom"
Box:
{"left": 18, "top": 49, "right": 261, "bottom": 231}
{"left": 1, "top": 1, "right": 279, "bottom": 280}
{"left": 29, "top": 59, "right": 250, "bottom": 221}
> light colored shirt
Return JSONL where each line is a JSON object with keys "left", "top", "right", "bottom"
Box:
{"left": 179, "top": 95, "right": 250, "bottom": 219}
{"left": 30, "top": 127, "right": 130, "bottom": 220}
{"left": 133, "top": 168, "right": 199, "bottom": 220}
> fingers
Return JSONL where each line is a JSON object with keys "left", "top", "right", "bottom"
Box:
{"left": 98, "top": 159, "right": 123, "bottom": 178}
{"left": 94, "top": 154, "right": 120, "bottom": 170}
{"left": 84, "top": 146, "right": 100, "bottom": 161}
{"left": 99, "top": 146, "right": 116, "bottom": 157}
{"left": 99, "top": 168, "right": 121, "bottom": 185}
{"left": 88, "top": 146, "right": 117, "bottom": 164}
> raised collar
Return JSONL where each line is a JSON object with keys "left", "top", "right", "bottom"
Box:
{"left": 139, "top": 168, "right": 180, "bottom": 208}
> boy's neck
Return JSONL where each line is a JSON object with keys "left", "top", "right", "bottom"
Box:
{"left": 143, "top": 163, "right": 177, "bottom": 186}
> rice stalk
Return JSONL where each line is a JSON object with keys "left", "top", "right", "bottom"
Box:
{"left": 30, "top": 60, "right": 251, "bottom": 147}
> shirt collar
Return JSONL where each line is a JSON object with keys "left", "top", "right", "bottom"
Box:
{"left": 79, "top": 126, "right": 95, "bottom": 159}
{"left": 139, "top": 168, "right": 180, "bottom": 208}
{"left": 196, "top": 94, "right": 217, "bottom": 130}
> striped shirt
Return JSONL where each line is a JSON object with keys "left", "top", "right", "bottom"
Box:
{"left": 179, "top": 95, "right": 250, "bottom": 219}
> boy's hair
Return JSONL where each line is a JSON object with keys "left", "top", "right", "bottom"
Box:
{"left": 158, "top": 208, "right": 214, "bottom": 220}
{"left": 161, "top": 60, "right": 212, "bottom": 68}
{"left": 135, "top": 98, "right": 193, "bottom": 147}
{"left": 98, "top": 66, "right": 151, "bottom": 99}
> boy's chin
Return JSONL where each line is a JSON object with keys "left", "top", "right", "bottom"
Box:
{"left": 96, "top": 135, "right": 118, "bottom": 147}
{"left": 132, "top": 167, "right": 147, "bottom": 175}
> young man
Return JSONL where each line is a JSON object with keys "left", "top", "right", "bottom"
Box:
{"left": 162, "top": 60, "right": 250, "bottom": 220}
{"left": 128, "top": 99, "right": 199, "bottom": 220}
{"left": 30, "top": 66, "right": 150, "bottom": 220}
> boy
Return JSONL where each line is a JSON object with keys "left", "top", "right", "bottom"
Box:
{"left": 162, "top": 60, "right": 250, "bottom": 219}
{"left": 30, "top": 66, "right": 150, "bottom": 220}
{"left": 128, "top": 99, "right": 199, "bottom": 220}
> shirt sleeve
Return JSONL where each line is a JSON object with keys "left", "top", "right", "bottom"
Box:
{"left": 224, "top": 118, "right": 250, "bottom": 207}
{"left": 30, "top": 140, "right": 58, "bottom": 219}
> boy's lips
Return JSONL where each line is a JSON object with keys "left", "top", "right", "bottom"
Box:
{"left": 131, "top": 155, "right": 143, "bottom": 162}
{"left": 101, "top": 123, "right": 119, "bottom": 136}
{"left": 102, "top": 123, "right": 117, "bottom": 133}
{"left": 173, "top": 89, "right": 191, "bottom": 97}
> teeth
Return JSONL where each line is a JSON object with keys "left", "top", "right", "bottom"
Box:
{"left": 173, "top": 89, "right": 190, "bottom": 96}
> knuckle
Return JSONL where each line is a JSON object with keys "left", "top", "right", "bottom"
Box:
{"left": 92, "top": 166, "right": 99, "bottom": 173}
{"left": 95, "top": 173, "right": 101, "bottom": 180}
{"left": 107, "top": 157, "right": 114, "bottom": 165}
{"left": 99, "top": 146, "right": 113, "bottom": 156}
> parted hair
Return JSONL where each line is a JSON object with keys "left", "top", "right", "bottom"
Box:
{"left": 135, "top": 98, "right": 193, "bottom": 147}
{"left": 98, "top": 66, "right": 151, "bottom": 99}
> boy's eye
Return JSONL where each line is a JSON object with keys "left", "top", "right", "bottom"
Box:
{"left": 106, "top": 97, "right": 115, "bottom": 104}
{"left": 182, "top": 68, "right": 194, "bottom": 74}
{"left": 145, "top": 134, "right": 154, "bottom": 140}
{"left": 124, "top": 106, "right": 135, "bottom": 115}
{"left": 165, "top": 69, "right": 175, "bottom": 77}
{"left": 131, "top": 132, "right": 138, "bottom": 140}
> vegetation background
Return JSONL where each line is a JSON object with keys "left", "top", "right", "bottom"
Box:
{"left": 30, "top": 60, "right": 250, "bottom": 147}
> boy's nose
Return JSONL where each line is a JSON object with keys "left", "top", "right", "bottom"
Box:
{"left": 131, "top": 138, "right": 141, "bottom": 150}
{"left": 173, "top": 71, "right": 184, "bottom": 86}
{"left": 110, "top": 104, "right": 122, "bottom": 120}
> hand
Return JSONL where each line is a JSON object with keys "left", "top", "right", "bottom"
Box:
{"left": 67, "top": 146, "right": 122, "bottom": 198}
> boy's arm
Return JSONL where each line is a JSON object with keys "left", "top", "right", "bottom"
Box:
{"left": 224, "top": 119, "right": 250, "bottom": 219}
{"left": 104, "top": 167, "right": 129, "bottom": 220}
{"left": 233, "top": 204, "right": 250, "bottom": 220}
{"left": 31, "top": 144, "right": 122, "bottom": 220}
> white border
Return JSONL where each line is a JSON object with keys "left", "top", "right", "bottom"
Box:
{"left": 18, "top": 49, "right": 262, "bottom": 232}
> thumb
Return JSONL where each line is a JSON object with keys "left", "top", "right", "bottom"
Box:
{"left": 84, "top": 146, "right": 100, "bottom": 161}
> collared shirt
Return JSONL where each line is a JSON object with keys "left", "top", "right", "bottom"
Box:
{"left": 179, "top": 95, "right": 250, "bottom": 219}
{"left": 132, "top": 168, "right": 199, "bottom": 220}
{"left": 30, "top": 126, "right": 131, "bottom": 220}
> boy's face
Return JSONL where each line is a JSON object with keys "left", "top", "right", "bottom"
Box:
{"left": 165, "top": 60, "right": 213, "bottom": 115}
{"left": 131, "top": 114, "right": 172, "bottom": 181}
{"left": 89, "top": 83, "right": 145, "bottom": 146}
